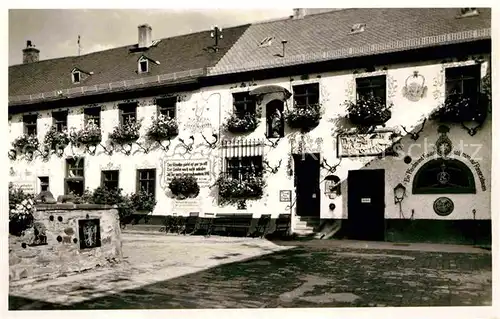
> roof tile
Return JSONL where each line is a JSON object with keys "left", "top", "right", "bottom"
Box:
{"left": 9, "top": 24, "right": 250, "bottom": 97}
{"left": 212, "top": 8, "right": 491, "bottom": 74}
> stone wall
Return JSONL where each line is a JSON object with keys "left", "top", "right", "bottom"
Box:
{"left": 9, "top": 204, "right": 122, "bottom": 282}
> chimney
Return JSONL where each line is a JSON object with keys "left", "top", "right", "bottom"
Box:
{"left": 138, "top": 24, "right": 152, "bottom": 48}
{"left": 22, "top": 40, "right": 40, "bottom": 64}
{"left": 292, "top": 8, "right": 307, "bottom": 19}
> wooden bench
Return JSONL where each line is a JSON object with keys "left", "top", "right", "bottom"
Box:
{"left": 253, "top": 214, "right": 271, "bottom": 238}
{"left": 274, "top": 213, "right": 291, "bottom": 236}
{"left": 227, "top": 213, "right": 253, "bottom": 237}
{"left": 208, "top": 213, "right": 253, "bottom": 237}
{"left": 182, "top": 212, "right": 200, "bottom": 235}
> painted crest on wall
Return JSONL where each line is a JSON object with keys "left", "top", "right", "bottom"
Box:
{"left": 402, "top": 71, "right": 427, "bottom": 102}
{"left": 433, "top": 197, "right": 454, "bottom": 216}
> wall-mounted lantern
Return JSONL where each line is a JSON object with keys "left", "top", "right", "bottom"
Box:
{"left": 324, "top": 175, "right": 341, "bottom": 199}
{"left": 394, "top": 183, "right": 406, "bottom": 213}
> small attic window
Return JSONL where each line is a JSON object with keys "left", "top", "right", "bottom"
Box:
{"left": 72, "top": 71, "right": 81, "bottom": 83}
{"left": 458, "top": 8, "right": 479, "bottom": 18}
{"left": 350, "top": 23, "right": 366, "bottom": 34}
{"left": 139, "top": 59, "right": 148, "bottom": 73}
{"left": 259, "top": 37, "right": 274, "bottom": 47}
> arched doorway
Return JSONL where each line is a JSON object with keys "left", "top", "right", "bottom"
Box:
{"left": 266, "top": 100, "right": 284, "bottom": 138}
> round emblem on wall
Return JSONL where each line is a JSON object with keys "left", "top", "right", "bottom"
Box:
{"left": 437, "top": 171, "right": 450, "bottom": 185}
{"left": 433, "top": 197, "right": 454, "bottom": 216}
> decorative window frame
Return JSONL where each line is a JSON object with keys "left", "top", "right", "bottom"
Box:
{"left": 432, "top": 59, "right": 488, "bottom": 102}
{"left": 345, "top": 69, "right": 397, "bottom": 107}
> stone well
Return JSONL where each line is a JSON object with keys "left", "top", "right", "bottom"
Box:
{"left": 9, "top": 204, "right": 123, "bottom": 282}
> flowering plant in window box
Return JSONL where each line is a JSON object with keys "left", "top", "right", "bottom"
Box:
{"left": 109, "top": 118, "right": 141, "bottom": 145}
{"left": 43, "top": 125, "right": 70, "bottom": 153}
{"left": 430, "top": 92, "right": 489, "bottom": 123}
{"left": 146, "top": 114, "right": 178, "bottom": 141}
{"left": 168, "top": 175, "right": 200, "bottom": 199}
{"left": 12, "top": 134, "right": 40, "bottom": 156}
{"left": 344, "top": 96, "right": 392, "bottom": 126}
{"left": 72, "top": 121, "right": 102, "bottom": 147}
{"left": 9, "top": 183, "right": 35, "bottom": 236}
{"left": 130, "top": 190, "right": 157, "bottom": 213}
{"left": 223, "top": 113, "right": 259, "bottom": 134}
{"left": 284, "top": 103, "right": 323, "bottom": 132}
{"left": 215, "top": 173, "right": 266, "bottom": 206}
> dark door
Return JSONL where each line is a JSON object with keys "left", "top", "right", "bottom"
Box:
{"left": 347, "top": 169, "right": 385, "bottom": 241}
{"left": 294, "top": 153, "right": 320, "bottom": 217}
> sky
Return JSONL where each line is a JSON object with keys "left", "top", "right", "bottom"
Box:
{"left": 8, "top": 9, "right": 292, "bottom": 66}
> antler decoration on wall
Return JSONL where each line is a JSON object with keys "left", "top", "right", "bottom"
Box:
{"left": 263, "top": 159, "right": 282, "bottom": 174}
{"left": 156, "top": 139, "right": 171, "bottom": 152}
{"left": 320, "top": 158, "right": 342, "bottom": 174}
{"left": 100, "top": 143, "right": 114, "bottom": 156}
{"left": 134, "top": 141, "right": 152, "bottom": 154}
{"left": 461, "top": 121, "right": 483, "bottom": 137}
{"left": 114, "top": 143, "right": 134, "bottom": 156}
{"left": 264, "top": 135, "right": 281, "bottom": 148}
{"left": 401, "top": 118, "right": 426, "bottom": 141}
{"left": 201, "top": 133, "right": 218, "bottom": 149}
{"left": 179, "top": 135, "right": 195, "bottom": 152}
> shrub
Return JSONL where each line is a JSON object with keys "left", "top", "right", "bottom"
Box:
{"left": 130, "top": 190, "right": 157, "bottom": 212}
{"left": 168, "top": 175, "right": 200, "bottom": 199}
{"left": 9, "top": 183, "right": 35, "bottom": 236}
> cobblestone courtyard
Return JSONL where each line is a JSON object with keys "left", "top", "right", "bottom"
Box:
{"left": 9, "top": 232, "right": 492, "bottom": 309}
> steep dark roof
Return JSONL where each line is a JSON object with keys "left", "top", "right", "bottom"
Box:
{"left": 9, "top": 24, "right": 250, "bottom": 99}
{"left": 210, "top": 8, "right": 491, "bottom": 75}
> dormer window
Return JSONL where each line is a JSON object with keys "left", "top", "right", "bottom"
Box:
{"left": 72, "top": 70, "right": 81, "bottom": 83}
{"left": 259, "top": 36, "right": 274, "bottom": 47}
{"left": 458, "top": 8, "right": 479, "bottom": 18}
{"left": 139, "top": 59, "right": 148, "bottom": 73}
{"left": 137, "top": 55, "right": 160, "bottom": 74}
{"left": 71, "top": 67, "right": 92, "bottom": 84}
{"left": 350, "top": 23, "right": 366, "bottom": 34}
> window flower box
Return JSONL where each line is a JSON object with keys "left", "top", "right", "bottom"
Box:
{"left": 223, "top": 113, "right": 259, "bottom": 134}
{"left": 12, "top": 134, "right": 40, "bottom": 155}
{"left": 215, "top": 174, "right": 266, "bottom": 206}
{"left": 284, "top": 103, "right": 322, "bottom": 132}
{"left": 146, "top": 115, "right": 178, "bottom": 141}
{"left": 345, "top": 96, "right": 392, "bottom": 126}
{"left": 72, "top": 122, "right": 102, "bottom": 146}
{"left": 431, "top": 92, "right": 489, "bottom": 123}
{"left": 44, "top": 126, "right": 70, "bottom": 151}
{"left": 109, "top": 119, "right": 141, "bottom": 145}
{"left": 168, "top": 175, "right": 200, "bottom": 199}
